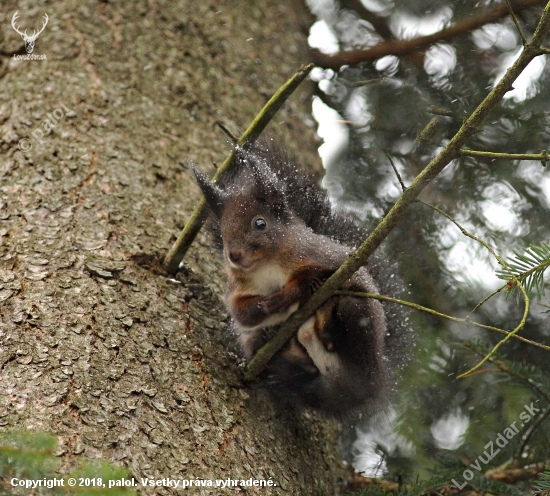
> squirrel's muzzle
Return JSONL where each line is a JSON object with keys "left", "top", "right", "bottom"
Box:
{"left": 229, "top": 249, "right": 242, "bottom": 264}
{"left": 226, "top": 248, "right": 253, "bottom": 270}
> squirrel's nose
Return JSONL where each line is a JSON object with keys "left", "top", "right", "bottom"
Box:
{"left": 228, "top": 249, "right": 242, "bottom": 264}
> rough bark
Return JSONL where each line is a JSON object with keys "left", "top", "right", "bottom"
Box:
{"left": 0, "top": 1, "right": 345, "bottom": 494}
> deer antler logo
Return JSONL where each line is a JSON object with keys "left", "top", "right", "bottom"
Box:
{"left": 11, "top": 11, "right": 49, "bottom": 54}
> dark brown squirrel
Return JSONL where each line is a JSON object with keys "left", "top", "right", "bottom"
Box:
{"left": 191, "top": 143, "right": 402, "bottom": 418}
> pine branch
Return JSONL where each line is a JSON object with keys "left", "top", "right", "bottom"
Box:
{"left": 418, "top": 200, "right": 534, "bottom": 378}
{"left": 465, "top": 474, "right": 526, "bottom": 496}
{"left": 462, "top": 342, "right": 550, "bottom": 460}
{"left": 0, "top": 430, "right": 59, "bottom": 479}
{"left": 535, "top": 466, "right": 550, "bottom": 492}
{"left": 496, "top": 242, "right": 550, "bottom": 300}
{"left": 350, "top": 467, "right": 466, "bottom": 495}
{"left": 413, "top": 201, "right": 545, "bottom": 377}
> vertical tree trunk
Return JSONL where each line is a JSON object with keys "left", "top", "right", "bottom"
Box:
{"left": 0, "top": 0, "right": 347, "bottom": 494}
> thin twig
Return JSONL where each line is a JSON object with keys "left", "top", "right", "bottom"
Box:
{"left": 461, "top": 149, "right": 550, "bottom": 161}
{"left": 215, "top": 121, "right": 238, "bottom": 143}
{"left": 468, "top": 285, "right": 506, "bottom": 318}
{"left": 427, "top": 106, "right": 455, "bottom": 117}
{"left": 349, "top": 77, "right": 389, "bottom": 87}
{"left": 162, "top": 63, "right": 314, "bottom": 274}
{"left": 384, "top": 149, "right": 406, "bottom": 191}
{"left": 414, "top": 116, "right": 440, "bottom": 145}
{"left": 464, "top": 346, "right": 550, "bottom": 398}
{"left": 420, "top": 201, "right": 503, "bottom": 263}
{"left": 506, "top": 0, "right": 529, "bottom": 44}
{"left": 335, "top": 291, "right": 549, "bottom": 350}
{"left": 419, "top": 200, "right": 513, "bottom": 321}
{"left": 488, "top": 355, "right": 550, "bottom": 402}
{"left": 458, "top": 282, "right": 530, "bottom": 378}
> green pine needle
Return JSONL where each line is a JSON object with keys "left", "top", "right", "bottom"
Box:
{"left": 496, "top": 242, "right": 550, "bottom": 300}
{"left": 535, "top": 466, "right": 550, "bottom": 492}
{"left": 0, "top": 429, "right": 136, "bottom": 495}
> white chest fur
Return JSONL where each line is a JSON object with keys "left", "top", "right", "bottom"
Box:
{"left": 247, "top": 262, "right": 290, "bottom": 295}
{"left": 232, "top": 262, "right": 298, "bottom": 331}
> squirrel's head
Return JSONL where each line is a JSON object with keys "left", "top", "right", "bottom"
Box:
{"left": 191, "top": 162, "right": 292, "bottom": 271}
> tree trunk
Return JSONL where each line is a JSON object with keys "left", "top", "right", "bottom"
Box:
{"left": 0, "top": 0, "right": 346, "bottom": 494}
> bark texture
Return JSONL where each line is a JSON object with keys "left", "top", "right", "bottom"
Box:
{"left": 0, "top": 1, "right": 345, "bottom": 494}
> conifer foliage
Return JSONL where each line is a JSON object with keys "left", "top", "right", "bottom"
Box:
{"left": 0, "top": 429, "right": 135, "bottom": 495}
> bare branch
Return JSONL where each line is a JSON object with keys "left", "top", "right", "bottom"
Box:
{"left": 384, "top": 149, "right": 406, "bottom": 191}
{"left": 419, "top": 201, "right": 503, "bottom": 264}
{"left": 214, "top": 121, "right": 238, "bottom": 144}
{"left": 461, "top": 148, "right": 550, "bottom": 163}
{"left": 428, "top": 106, "right": 455, "bottom": 117}
{"left": 414, "top": 116, "right": 440, "bottom": 146}
{"left": 505, "top": 0, "right": 529, "bottom": 44}
{"left": 312, "top": 0, "right": 547, "bottom": 69}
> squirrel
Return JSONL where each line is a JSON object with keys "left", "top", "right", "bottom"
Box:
{"left": 191, "top": 142, "right": 404, "bottom": 418}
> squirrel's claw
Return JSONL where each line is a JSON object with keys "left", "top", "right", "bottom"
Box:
{"left": 258, "top": 293, "right": 288, "bottom": 314}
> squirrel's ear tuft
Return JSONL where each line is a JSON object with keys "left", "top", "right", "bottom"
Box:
{"left": 190, "top": 162, "right": 225, "bottom": 218}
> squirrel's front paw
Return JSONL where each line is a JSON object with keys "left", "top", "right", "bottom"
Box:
{"left": 309, "top": 270, "right": 334, "bottom": 294}
{"left": 309, "top": 277, "right": 325, "bottom": 293}
{"left": 258, "top": 293, "right": 287, "bottom": 314}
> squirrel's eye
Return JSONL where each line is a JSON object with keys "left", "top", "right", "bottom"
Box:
{"left": 253, "top": 218, "right": 267, "bottom": 230}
